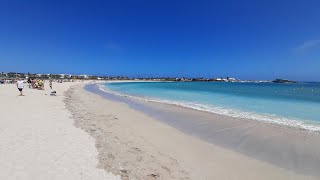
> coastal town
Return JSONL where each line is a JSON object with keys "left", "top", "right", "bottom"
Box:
{"left": 0, "top": 72, "right": 291, "bottom": 83}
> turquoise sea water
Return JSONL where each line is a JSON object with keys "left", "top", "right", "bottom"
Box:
{"left": 101, "top": 82, "right": 320, "bottom": 131}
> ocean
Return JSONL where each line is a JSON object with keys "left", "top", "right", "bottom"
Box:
{"left": 100, "top": 81, "right": 320, "bottom": 132}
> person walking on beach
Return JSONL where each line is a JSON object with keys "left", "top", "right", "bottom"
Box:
{"left": 49, "top": 79, "right": 53, "bottom": 89}
{"left": 16, "top": 79, "right": 24, "bottom": 96}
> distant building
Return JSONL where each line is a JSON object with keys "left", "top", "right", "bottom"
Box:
{"left": 79, "top": 74, "right": 89, "bottom": 79}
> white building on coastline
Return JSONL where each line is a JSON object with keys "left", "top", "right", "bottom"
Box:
{"left": 59, "top": 74, "right": 72, "bottom": 79}
{"left": 79, "top": 74, "right": 89, "bottom": 79}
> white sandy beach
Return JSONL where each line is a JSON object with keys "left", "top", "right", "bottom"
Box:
{"left": 0, "top": 82, "right": 119, "bottom": 180}
{"left": 0, "top": 81, "right": 317, "bottom": 180}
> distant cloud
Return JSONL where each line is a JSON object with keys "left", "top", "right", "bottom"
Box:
{"left": 295, "top": 40, "right": 320, "bottom": 51}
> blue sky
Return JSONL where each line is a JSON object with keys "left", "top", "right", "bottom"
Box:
{"left": 0, "top": 0, "right": 319, "bottom": 81}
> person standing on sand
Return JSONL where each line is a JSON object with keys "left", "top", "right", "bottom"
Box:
{"left": 16, "top": 79, "right": 24, "bottom": 96}
{"left": 27, "top": 78, "right": 32, "bottom": 88}
{"left": 41, "top": 79, "right": 45, "bottom": 90}
{"left": 49, "top": 79, "right": 53, "bottom": 89}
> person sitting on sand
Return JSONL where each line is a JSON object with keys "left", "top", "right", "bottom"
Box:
{"left": 50, "top": 91, "right": 57, "bottom": 96}
{"left": 32, "top": 79, "right": 37, "bottom": 89}
{"left": 16, "top": 79, "right": 24, "bottom": 96}
{"left": 37, "top": 79, "right": 44, "bottom": 90}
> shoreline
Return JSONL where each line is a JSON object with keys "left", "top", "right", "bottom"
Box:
{"left": 99, "top": 81, "right": 320, "bottom": 133}
{"left": 86, "top": 83, "right": 320, "bottom": 177}
{"left": 67, "top": 83, "right": 319, "bottom": 179}
{"left": 144, "top": 100, "right": 320, "bottom": 176}
{"left": 65, "top": 84, "right": 191, "bottom": 179}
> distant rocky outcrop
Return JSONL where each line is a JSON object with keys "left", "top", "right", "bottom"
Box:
{"left": 272, "top": 79, "right": 296, "bottom": 83}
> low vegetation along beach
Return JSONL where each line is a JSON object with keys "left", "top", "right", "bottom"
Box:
{"left": 1, "top": 80, "right": 319, "bottom": 179}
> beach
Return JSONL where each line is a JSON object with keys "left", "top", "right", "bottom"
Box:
{"left": 0, "top": 82, "right": 119, "bottom": 180}
{"left": 2, "top": 0, "right": 319, "bottom": 179}
{"left": 68, "top": 83, "right": 318, "bottom": 179}
{"left": 1, "top": 81, "right": 319, "bottom": 179}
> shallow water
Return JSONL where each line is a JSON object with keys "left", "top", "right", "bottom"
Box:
{"left": 103, "top": 81, "right": 320, "bottom": 131}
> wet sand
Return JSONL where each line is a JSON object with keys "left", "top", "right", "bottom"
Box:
{"left": 144, "top": 101, "right": 320, "bottom": 177}
{"left": 65, "top": 83, "right": 318, "bottom": 179}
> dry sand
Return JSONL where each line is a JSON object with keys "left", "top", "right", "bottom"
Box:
{"left": 65, "top": 84, "right": 317, "bottom": 180}
{"left": 0, "top": 82, "right": 119, "bottom": 180}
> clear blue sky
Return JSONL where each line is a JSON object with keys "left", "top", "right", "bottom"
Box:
{"left": 0, "top": 0, "right": 319, "bottom": 81}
